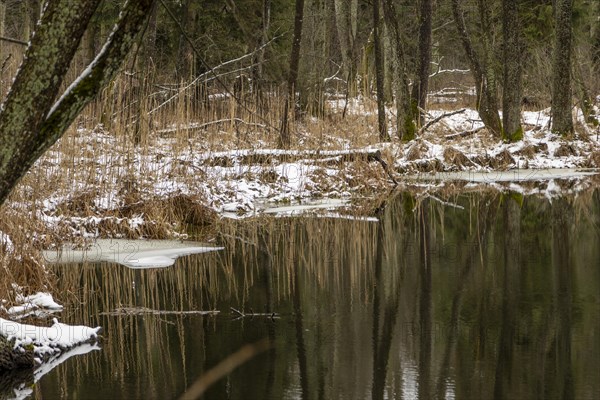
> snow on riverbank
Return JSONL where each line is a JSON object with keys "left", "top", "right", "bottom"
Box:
{"left": 0, "top": 316, "right": 100, "bottom": 364}
{"left": 7, "top": 102, "right": 600, "bottom": 247}
{"left": 0, "top": 292, "right": 100, "bottom": 381}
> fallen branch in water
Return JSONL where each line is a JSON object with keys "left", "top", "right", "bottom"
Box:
{"left": 100, "top": 307, "right": 220, "bottom": 316}
{"left": 230, "top": 307, "right": 279, "bottom": 319}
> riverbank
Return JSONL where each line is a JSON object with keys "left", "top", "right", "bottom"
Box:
{"left": 0, "top": 98, "right": 599, "bottom": 303}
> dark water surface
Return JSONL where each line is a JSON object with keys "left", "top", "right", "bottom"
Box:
{"left": 36, "top": 189, "right": 600, "bottom": 399}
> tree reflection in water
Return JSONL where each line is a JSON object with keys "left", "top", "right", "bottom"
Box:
{"left": 36, "top": 186, "right": 600, "bottom": 399}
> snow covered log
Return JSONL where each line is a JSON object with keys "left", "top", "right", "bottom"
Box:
{"left": 0, "top": 318, "right": 101, "bottom": 371}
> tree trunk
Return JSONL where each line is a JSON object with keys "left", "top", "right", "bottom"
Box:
{"left": 592, "top": 0, "right": 600, "bottom": 73}
{"left": 501, "top": 0, "right": 523, "bottom": 142}
{"left": 382, "top": 0, "right": 415, "bottom": 141}
{"left": 252, "top": 0, "right": 271, "bottom": 88}
{"left": 373, "top": 0, "right": 388, "bottom": 141}
{"left": 334, "top": 0, "right": 357, "bottom": 97}
{"left": 450, "top": 0, "right": 502, "bottom": 137}
{"left": 551, "top": 0, "right": 574, "bottom": 136}
{"left": 412, "top": 0, "right": 433, "bottom": 127}
{"left": 175, "top": 0, "right": 192, "bottom": 78}
{"left": 279, "top": 0, "right": 305, "bottom": 148}
{"left": 0, "top": 0, "right": 156, "bottom": 207}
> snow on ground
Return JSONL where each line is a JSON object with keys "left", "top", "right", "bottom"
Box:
{"left": 19, "top": 102, "right": 597, "bottom": 245}
{"left": 0, "top": 230, "right": 14, "bottom": 254}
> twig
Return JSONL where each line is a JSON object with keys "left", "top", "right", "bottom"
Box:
{"left": 419, "top": 108, "right": 466, "bottom": 135}
{"left": 230, "top": 307, "right": 279, "bottom": 319}
{"left": 370, "top": 150, "right": 398, "bottom": 186}
{"left": 0, "top": 36, "right": 28, "bottom": 46}
{"left": 444, "top": 126, "right": 485, "bottom": 140}
{"left": 429, "top": 68, "right": 470, "bottom": 78}
{"left": 230, "top": 307, "right": 245, "bottom": 317}
{"left": 425, "top": 194, "right": 465, "bottom": 210}
{"left": 155, "top": 118, "right": 267, "bottom": 135}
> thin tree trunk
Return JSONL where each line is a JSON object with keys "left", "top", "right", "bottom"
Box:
{"left": 501, "top": 0, "right": 523, "bottom": 142}
{"left": 176, "top": 0, "right": 192, "bottom": 78}
{"left": 252, "top": 0, "right": 271, "bottom": 89}
{"left": 373, "top": 0, "right": 388, "bottom": 141}
{"left": 412, "top": 0, "right": 433, "bottom": 127}
{"left": 551, "top": 0, "right": 574, "bottom": 136}
{"left": 279, "top": 0, "right": 305, "bottom": 148}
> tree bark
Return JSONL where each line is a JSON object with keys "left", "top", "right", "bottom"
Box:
{"left": 450, "top": 0, "right": 502, "bottom": 137}
{"left": 0, "top": 0, "right": 156, "bottom": 207}
{"left": 373, "top": 0, "right": 388, "bottom": 141}
{"left": 382, "top": 0, "right": 415, "bottom": 141}
{"left": 501, "top": 0, "right": 523, "bottom": 142}
{"left": 551, "top": 0, "right": 574, "bottom": 136}
{"left": 252, "top": 0, "right": 271, "bottom": 88}
{"left": 412, "top": 0, "right": 433, "bottom": 127}
{"left": 279, "top": 0, "right": 305, "bottom": 148}
{"left": 334, "top": 0, "right": 358, "bottom": 97}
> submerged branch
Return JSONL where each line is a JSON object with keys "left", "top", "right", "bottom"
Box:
{"left": 230, "top": 307, "right": 279, "bottom": 319}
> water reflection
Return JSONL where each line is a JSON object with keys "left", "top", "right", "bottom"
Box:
{"left": 34, "top": 187, "right": 600, "bottom": 399}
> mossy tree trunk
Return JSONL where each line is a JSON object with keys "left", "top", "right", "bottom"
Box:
{"left": 501, "top": 0, "right": 524, "bottom": 142}
{"left": 279, "top": 0, "right": 305, "bottom": 148}
{"left": 0, "top": 0, "right": 156, "bottom": 208}
{"left": 412, "top": 0, "right": 433, "bottom": 128}
{"left": 450, "top": 0, "right": 502, "bottom": 137}
{"left": 382, "top": 0, "right": 415, "bottom": 142}
{"left": 551, "top": 0, "right": 574, "bottom": 136}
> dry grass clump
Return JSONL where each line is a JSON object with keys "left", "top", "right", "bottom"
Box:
{"left": 443, "top": 147, "right": 471, "bottom": 169}
{"left": 0, "top": 211, "right": 55, "bottom": 307}
{"left": 490, "top": 150, "right": 516, "bottom": 170}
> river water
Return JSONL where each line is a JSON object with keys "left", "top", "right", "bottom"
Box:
{"left": 31, "top": 187, "right": 600, "bottom": 399}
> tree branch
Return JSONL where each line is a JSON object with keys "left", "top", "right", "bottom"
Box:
{"left": 0, "top": 36, "right": 28, "bottom": 46}
{"left": 41, "top": 0, "right": 157, "bottom": 146}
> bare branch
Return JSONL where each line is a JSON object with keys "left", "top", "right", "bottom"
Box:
{"left": 419, "top": 108, "right": 466, "bottom": 134}
{"left": 0, "top": 36, "right": 28, "bottom": 46}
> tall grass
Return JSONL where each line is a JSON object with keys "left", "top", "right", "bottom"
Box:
{"left": 0, "top": 43, "right": 387, "bottom": 304}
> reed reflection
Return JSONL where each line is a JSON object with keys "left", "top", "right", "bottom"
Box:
{"left": 36, "top": 187, "right": 600, "bottom": 400}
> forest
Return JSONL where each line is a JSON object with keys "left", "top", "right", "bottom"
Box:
{"left": 0, "top": 1, "right": 599, "bottom": 397}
